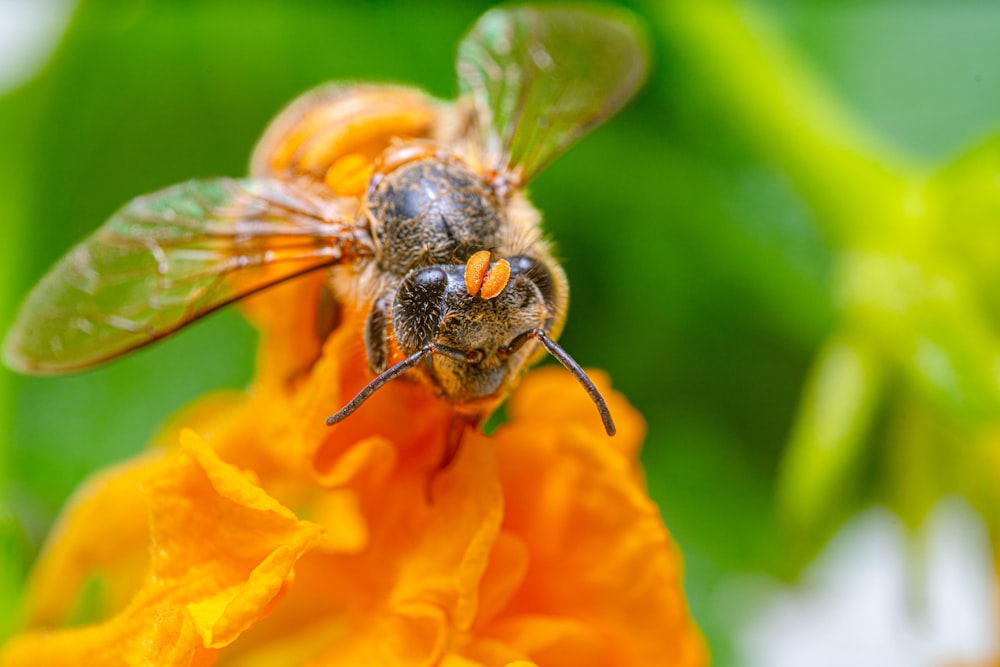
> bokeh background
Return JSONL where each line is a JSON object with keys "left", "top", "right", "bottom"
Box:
{"left": 5, "top": 2, "right": 1000, "bottom": 665}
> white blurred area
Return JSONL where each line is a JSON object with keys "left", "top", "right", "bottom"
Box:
{"left": 735, "top": 501, "right": 999, "bottom": 667}
{"left": 0, "top": 0, "right": 76, "bottom": 94}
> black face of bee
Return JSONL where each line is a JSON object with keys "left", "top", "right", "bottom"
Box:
{"left": 392, "top": 266, "right": 448, "bottom": 353}
{"left": 388, "top": 256, "right": 557, "bottom": 405}
{"left": 367, "top": 158, "right": 506, "bottom": 274}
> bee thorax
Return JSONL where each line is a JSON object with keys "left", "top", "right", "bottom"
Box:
{"left": 367, "top": 157, "right": 505, "bottom": 274}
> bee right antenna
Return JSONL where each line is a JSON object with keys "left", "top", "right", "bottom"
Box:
{"left": 502, "top": 329, "right": 616, "bottom": 437}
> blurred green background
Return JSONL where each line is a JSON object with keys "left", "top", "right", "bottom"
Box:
{"left": 5, "top": 1, "right": 1000, "bottom": 665}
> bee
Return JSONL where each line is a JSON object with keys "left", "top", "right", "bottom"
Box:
{"left": 4, "top": 6, "right": 649, "bottom": 461}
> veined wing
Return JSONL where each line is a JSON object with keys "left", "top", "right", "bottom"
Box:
{"left": 456, "top": 5, "right": 650, "bottom": 184}
{"left": 4, "top": 178, "right": 370, "bottom": 374}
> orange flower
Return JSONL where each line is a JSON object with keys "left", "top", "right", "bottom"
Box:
{"left": 1, "top": 274, "right": 706, "bottom": 666}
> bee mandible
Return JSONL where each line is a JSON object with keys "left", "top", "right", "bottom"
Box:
{"left": 4, "top": 6, "right": 649, "bottom": 457}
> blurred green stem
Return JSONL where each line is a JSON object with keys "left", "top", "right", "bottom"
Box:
{"left": 649, "top": 0, "right": 968, "bottom": 545}
{"left": 653, "top": 0, "right": 920, "bottom": 247}
{"left": 884, "top": 399, "right": 938, "bottom": 531}
{"left": 777, "top": 332, "right": 883, "bottom": 543}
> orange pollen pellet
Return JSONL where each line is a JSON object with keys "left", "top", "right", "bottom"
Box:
{"left": 465, "top": 250, "right": 491, "bottom": 296}
{"left": 480, "top": 258, "right": 511, "bottom": 299}
{"left": 464, "top": 251, "right": 511, "bottom": 299}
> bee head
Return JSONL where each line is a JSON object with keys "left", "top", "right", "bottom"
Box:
{"left": 391, "top": 255, "right": 552, "bottom": 406}
{"left": 327, "top": 253, "right": 614, "bottom": 436}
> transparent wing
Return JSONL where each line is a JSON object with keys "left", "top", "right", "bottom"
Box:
{"left": 456, "top": 5, "right": 649, "bottom": 184}
{"left": 4, "top": 178, "right": 370, "bottom": 374}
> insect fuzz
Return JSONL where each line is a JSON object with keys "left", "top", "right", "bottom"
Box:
{"left": 326, "top": 152, "right": 616, "bottom": 436}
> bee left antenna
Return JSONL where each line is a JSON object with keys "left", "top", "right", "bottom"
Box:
{"left": 326, "top": 347, "right": 430, "bottom": 425}
{"left": 326, "top": 341, "right": 474, "bottom": 425}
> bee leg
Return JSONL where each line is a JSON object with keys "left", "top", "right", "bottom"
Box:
{"left": 363, "top": 296, "right": 391, "bottom": 373}
{"left": 423, "top": 412, "right": 480, "bottom": 504}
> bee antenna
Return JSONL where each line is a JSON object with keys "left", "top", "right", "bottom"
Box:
{"left": 326, "top": 346, "right": 431, "bottom": 425}
{"left": 516, "top": 329, "right": 616, "bottom": 436}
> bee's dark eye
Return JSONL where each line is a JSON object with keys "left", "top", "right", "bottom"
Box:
{"left": 393, "top": 266, "right": 449, "bottom": 353}
{"left": 508, "top": 255, "right": 556, "bottom": 306}
{"left": 410, "top": 266, "right": 448, "bottom": 289}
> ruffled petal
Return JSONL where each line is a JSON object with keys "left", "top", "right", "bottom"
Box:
{"left": 487, "top": 615, "right": 607, "bottom": 667}
{"left": 486, "top": 371, "right": 706, "bottom": 666}
{"left": 19, "top": 451, "right": 163, "bottom": 627}
{"left": 2, "top": 431, "right": 322, "bottom": 665}
{"left": 226, "top": 428, "right": 505, "bottom": 667}
{"left": 152, "top": 431, "right": 324, "bottom": 648}
{"left": 6, "top": 305, "right": 703, "bottom": 667}
{"left": 1, "top": 603, "right": 214, "bottom": 667}
{"left": 469, "top": 531, "right": 529, "bottom": 631}
{"left": 504, "top": 366, "right": 647, "bottom": 463}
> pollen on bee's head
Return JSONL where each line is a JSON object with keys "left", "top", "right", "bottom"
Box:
{"left": 464, "top": 250, "right": 511, "bottom": 300}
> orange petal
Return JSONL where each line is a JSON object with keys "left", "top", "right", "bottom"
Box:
{"left": 2, "top": 430, "right": 323, "bottom": 664}
{"left": 223, "top": 428, "right": 504, "bottom": 666}
{"left": 311, "top": 435, "right": 397, "bottom": 490}
{"left": 149, "top": 390, "right": 247, "bottom": 450}
{"left": 306, "top": 601, "right": 447, "bottom": 667}
{"left": 19, "top": 450, "right": 164, "bottom": 627}
{"left": 440, "top": 651, "right": 539, "bottom": 667}
{"left": 444, "top": 632, "right": 539, "bottom": 667}
{"left": 303, "top": 316, "right": 456, "bottom": 479}
{"left": 383, "top": 432, "right": 504, "bottom": 633}
{"left": 471, "top": 531, "right": 529, "bottom": 631}
{"left": 239, "top": 270, "right": 328, "bottom": 389}
{"left": 324, "top": 152, "right": 374, "bottom": 196}
{"left": 1, "top": 603, "right": 214, "bottom": 667}
{"left": 152, "top": 430, "right": 323, "bottom": 648}
{"left": 488, "top": 615, "right": 607, "bottom": 667}
{"left": 505, "top": 366, "right": 646, "bottom": 464}
{"left": 257, "top": 86, "right": 436, "bottom": 175}
{"left": 487, "top": 418, "right": 706, "bottom": 666}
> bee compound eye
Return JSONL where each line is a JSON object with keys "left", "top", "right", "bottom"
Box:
{"left": 507, "top": 255, "right": 535, "bottom": 275}
{"left": 410, "top": 266, "right": 448, "bottom": 290}
{"left": 393, "top": 266, "right": 450, "bottom": 353}
{"left": 507, "top": 255, "right": 556, "bottom": 305}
